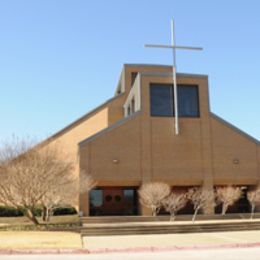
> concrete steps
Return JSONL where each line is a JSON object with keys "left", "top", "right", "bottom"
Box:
{"left": 81, "top": 213, "right": 260, "bottom": 223}
{"left": 81, "top": 222, "right": 260, "bottom": 236}
{"left": 81, "top": 214, "right": 260, "bottom": 236}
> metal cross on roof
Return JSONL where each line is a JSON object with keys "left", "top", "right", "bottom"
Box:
{"left": 145, "top": 19, "right": 203, "bottom": 135}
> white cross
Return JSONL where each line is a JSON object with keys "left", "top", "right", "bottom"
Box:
{"left": 145, "top": 19, "right": 203, "bottom": 135}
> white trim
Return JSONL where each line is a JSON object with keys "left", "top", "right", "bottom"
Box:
{"left": 123, "top": 74, "right": 141, "bottom": 117}
{"left": 114, "top": 69, "right": 126, "bottom": 96}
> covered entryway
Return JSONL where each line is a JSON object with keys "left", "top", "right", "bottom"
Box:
{"left": 215, "top": 186, "right": 251, "bottom": 214}
{"left": 89, "top": 187, "right": 138, "bottom": 216}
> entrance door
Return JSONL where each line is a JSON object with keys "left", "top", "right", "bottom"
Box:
{"left": 103, "top": 188, "right": 125, "bottom": 215}
{"left": 89, "top": 187, "right": 138, "bottom": 216}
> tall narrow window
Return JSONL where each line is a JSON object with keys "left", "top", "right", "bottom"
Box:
{"left": 150, "top": 84, "right": 200, "bottom": 117}
{"left": 150, "top": 84, "right": 173, "bottom": 116}
{"left": 131, "top": 72, "right": 138, "bottom": 86}
{"left": 131, "top": 98, "right": 135, "bottom": 114}
{"left": 127, "top": 105, "right": 131, "bottom": 116}
{"left": 178, "top": 85, "right": 200, "bottom": 117}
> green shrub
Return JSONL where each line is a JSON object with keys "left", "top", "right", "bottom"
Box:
{"left": 0, "top": 205, "right": 77, "bottom": 217}
{"left": 53, "top": 207, "right": 77, "bottom": 216}
{"left": 32, "top": 206, "right": 42, "bottom": 217}
{"left": 0, "top": 206, "right": 23, "bottom": 217}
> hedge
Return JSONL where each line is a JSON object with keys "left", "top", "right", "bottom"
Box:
{"left": 0, "top": 206, "right": 77, "bottom": 217}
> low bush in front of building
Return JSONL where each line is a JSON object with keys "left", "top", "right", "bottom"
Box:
{"left": 0, "top": 205, "right": 77, "bottom": 217}
{"left": 0, "top": 206, "right": 24, "bottom": 217}
{"left": 53, "top": 207, "right": 77, "bottom": 216}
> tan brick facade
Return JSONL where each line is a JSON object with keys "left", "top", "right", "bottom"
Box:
{"left": 40, "top": 64, "right": 260, "bottom": 216}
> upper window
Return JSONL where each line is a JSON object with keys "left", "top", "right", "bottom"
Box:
{"left": 150, "top": 85, "right": 173, "bottom": 117}
{"left": 150, "top": 84, "right": 200, "bottom": 117}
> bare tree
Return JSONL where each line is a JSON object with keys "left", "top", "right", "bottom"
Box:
{"left": 188, "top": 187, "right": 215, "bottom": 223}
{"left": 80, "top": 171, "right": 97, "bottom": 194}
{"left": 138, "top": 182, "right": 171, "bottom": 216}
{"left": 0, "top": 138, "right": 75, "bottom": 225}
{"left": 215, "top": 186, "right": 242, "bottom": 215}
{"left": 162, "top": 191, "right": 188, "bottom": 221}
{"left": 41, "top": 171, "right": 96, "bottom": 222}
{"left": 247, "top": 186, "right": 260, "bottom": 219}
{"left": 40, "top": 179, "right": 77, "bottom": 222}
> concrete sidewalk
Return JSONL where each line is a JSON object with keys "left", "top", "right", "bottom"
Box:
{"left": 83, "top": 230, "right": 260, "bottom": 252}
{"left": 83, "top": 218, "right": 260, "bottom": 227}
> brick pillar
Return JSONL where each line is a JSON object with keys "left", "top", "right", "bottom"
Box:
{"left": 139, "top": 203, "right": 153, "bottom": 216}
{"left": 79, "top": 191, "right": 89, "bottom": 216}
{"left": 202, "top": 182, "right": 215, "bottom": 214}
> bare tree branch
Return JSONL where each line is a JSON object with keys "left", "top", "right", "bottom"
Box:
{"left": 188, "top": 186, "right": 215, "bottom": 223}
{"left": 162, "top": 190, "right": 188, "bottom": 221}
{"left": 248, "top": 186, "right": 260, "bottom": 219}
{"left": 215, "top": 186, "right": 242, "bottom": 215}
{"left": 138, "top": 182, "right": 171, "bottom": 216}
{"left": 0, "top": 138, "right": 75, "bottom": 224}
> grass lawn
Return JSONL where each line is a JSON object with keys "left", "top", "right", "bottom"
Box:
{"left": 0, "top": 231, "right": 82, "bottom": 249}
{"left": 0, "top": 215, "right": 79, "bottom": 225}
{"left": 0, "top": 215, "right": 81, "bottom": 231}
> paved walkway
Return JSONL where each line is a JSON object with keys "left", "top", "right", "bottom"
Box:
{"left": 83, "top": 218, "right": 260, "bottom": 227}
{"left": 83, "top": 230, "right": 260, "bottom": 252}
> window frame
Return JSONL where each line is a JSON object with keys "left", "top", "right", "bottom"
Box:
{"left": 149, "top": 83, "right": 200, "bottom": 118}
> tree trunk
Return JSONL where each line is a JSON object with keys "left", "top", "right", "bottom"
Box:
{"left": 42, "top": 206, "right": 47, "bottom": 222}
{"left": 192, "top": 207, "right": 200, "bottom": 223}
{"left": 170, "top": 212, "right": 175, "bottom": 221}
{"left": 46, "top": 208, "right": 51, "bottom": 222}
{"left": 152, "top": 206, "right": 157, "bottom": 216}
{"left": 25, "top": 208, "right": 39, "bottom": 225}
{"left": 221, "top": 204, "right": 228, "bottom": 215}
{"left": 251, "top": 204, "right": 255, "bottom": 220}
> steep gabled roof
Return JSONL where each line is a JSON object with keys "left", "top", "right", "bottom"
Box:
{"left": 210, "top": 112, "right": 260, "bottom": 145}
{"left": 37, "top": 93, "right": 124, "bottom": 148}
{"left": 78, "top": 111, "right": 141, "bottom": 147}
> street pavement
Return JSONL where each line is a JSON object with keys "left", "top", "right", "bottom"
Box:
{"left": 1, "top": 247, "right": 260, "bottom": 260}
{"left": 83, "top": 230, "right": 260, "bottom": 251}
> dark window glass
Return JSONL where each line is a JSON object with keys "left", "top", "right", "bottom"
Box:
{"left": 90, "top": 189, "right": 103, "bottom": 207}
{"left": 131, "top": 98, "right": 135, "bottom": 114}
{"left": 150, "top": 84, "right": 173, "bottom": 116}
{"left": 123, "top": 189, "right": 137, "bottom": 215}
{"left": 178, "top": 85, "right": 200, "bottom": 117}
{"left": 131, "top": 72, "right": 138, "bottom": 86}
{"left": 150, "top": 84, "right": 199, "bottom": 117}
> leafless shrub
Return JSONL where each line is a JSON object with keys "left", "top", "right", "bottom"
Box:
{"left": 0, "top": 138, "right": 76, "bottom": 225}
{"left": 138, "top": 182, "right": 171, "bottom": 216}
{"left": 41, "top": 171, "right": 96, "bottom": 222}
{"left": 162, "top": 191, "right": 188, "bottom": 221}
{"left": 248, "top": 186, "right": 260, "bottom": 219}
{"left": 80, "top": 171, "right": 97, "bottom": 194}
{"left": 188, "top": 186, "right": 215, "bottom": 223}
{"left": 215, "top": 186, "right": 242, "bottom": 215}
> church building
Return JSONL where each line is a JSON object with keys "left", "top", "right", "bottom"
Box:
{"left": 42, "top": 64, "right": 260, "bottom": 216}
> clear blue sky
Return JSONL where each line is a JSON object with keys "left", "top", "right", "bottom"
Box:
{"left": 0, "top": 0, "right": 259, "bottom": 141}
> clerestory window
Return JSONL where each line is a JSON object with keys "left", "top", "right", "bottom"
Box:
{"left": 150, "top": 84, "right": 200, "bottom": 117}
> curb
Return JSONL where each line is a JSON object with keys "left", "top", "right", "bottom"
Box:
{"left": 1, "top": 242, "right": 260, "bottom": 255}
{"left": 88, "top": 242, "right": 260, "bottom": 254}
{"left": 0, "top": 249, "right": 90, "bottom": 255}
